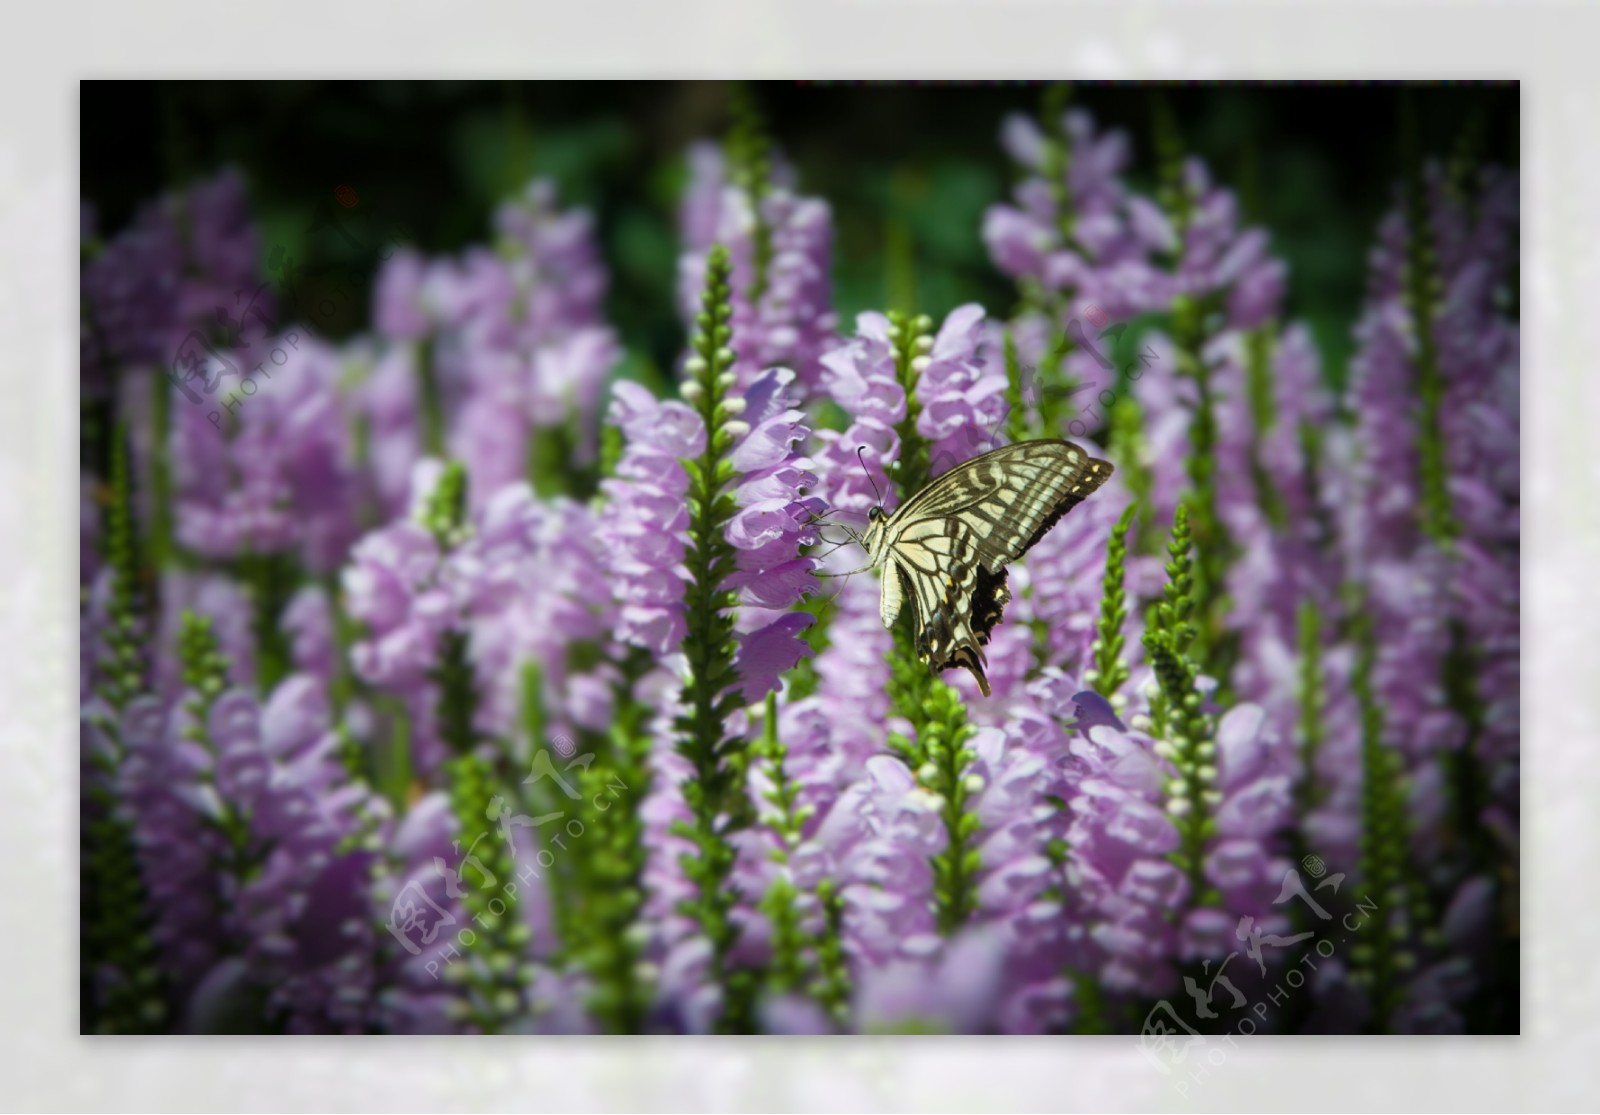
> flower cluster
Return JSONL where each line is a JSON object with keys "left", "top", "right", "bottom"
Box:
{"left": 79, "top": 93, "right": 1518, "bottom": 1037}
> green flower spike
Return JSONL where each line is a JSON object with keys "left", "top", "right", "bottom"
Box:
{"left": 673, "top": 243, "right": 761, "bottom": 1032}
{"left": 1141, "top": 503, "right": 1219, "bottom": 909}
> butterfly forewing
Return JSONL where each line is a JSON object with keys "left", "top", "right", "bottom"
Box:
{"left": 869, "top": 439, "right": 1114, "bottom": 696}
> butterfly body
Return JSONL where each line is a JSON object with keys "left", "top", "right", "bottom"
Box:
{"left": 861, "top": 439, "right": 1114, "bottom": 697}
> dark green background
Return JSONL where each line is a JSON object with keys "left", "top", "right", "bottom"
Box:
{"left": 82, "top": 81, "right": 1518, "bottom": 393}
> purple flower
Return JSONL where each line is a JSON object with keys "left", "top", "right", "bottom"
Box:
{"left": 917, "top": 305, "right": 1011, "bottom": 479}
{"left": 802, "top": 575, "right": 894, "bottom": 764}
{"left": 1016, "top": 676, "right": 1180, "bottom": 1003}
{"left": 960, "top": 725, "right": 1076, "bottom": 1032}
{"left": 153, "top": 569, "right": 255, "bottom": 699}
{"left": 461, "top": 485, "right": 624, "bottom": 736}
{"left": 371, "top": 180, "right": 619, "bottom": 512}
{"left": 1341, "top": 161, "right": 1519, "bottom": 791}
{"left": 1068, "top": 691, "right": 1128, "bottom": 735}
{"left": 854, "top": 923, "right": 1009, "bottom": 1033}
{"left": 984, "top": 109, "right": 1171, "bottom": 321}
{"left": 118, "top": 696, "right": 227, "bottom": 1002}
{"left": 209, "top": 681, "right": 393, "bottom": 1032}
{"left": 1190, "top": 704, "right": 1294, "bottom": 945}
{"left": 598, "top": 366, "right": 821, "bottom": 702}
{"left": 355, "top": 343, "right": 427, "bottom": 520}
{"left": 84, "top": 168, "right": 270, "bottom": 392}
{"left": 170, "top": 332, "right": 360, "bottom": 574}
{"left": 821, "top": 755, "right": 944, "bottom": 974}
{"left": 732, "top": 613, "right": 814, "bottom": 705}
{"left": 175, "top": 169, "right": 269, "bottom": 336}
{"left": 343, "top": 474, "right": 455, "bottom": 692}
{"left": 725, "top": 368, "right": 824, "bottom": 700}
{"left": 495, "top": 179, "right": 608, "bottom": 336}
{"left": 596, "top": 381, "right": 701, "bottom": 656}
{"left": 369, "top": 789, "right": 464, "bottom": 1034}
{"left": 373, "top": 249, "right": 433, "bottom": 342}
{"left": 677, "top": 144, "right": 837, "bottom": 395}
{"left": 282, "top": 585, "right": 337, "bottom": 685}
{"left": 811, "top": 311, "right": 903, "bottom": 519}
{"left": 81, "top": 198, "right": 182, "bottom": 370}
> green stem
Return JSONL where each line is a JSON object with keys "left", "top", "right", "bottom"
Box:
{"left": 672, "top": 245, "right": 758, "bottom": 1032}
{"left": 1296, "top": 601, "right": 1326, "bottom": 817}
{"left": 1090, "top": 504, "right": 1137, "bottom": 702}
{"left": 1402, "top": 93, "right": 1457, "bottom": 546}
{"left": 888, "top": 310, "right": 934, "bottom": 492}
{"left": 443, "top": 751, "right": 529, "bottom": 1033}
{"left": 100, "top": 422, "right": 147, "bottom": 713}
{"left": 1351, "top": 608, "right": 1403, "bottom": 1031}
{"left": 727, "top": 83, "right": 774, "bottom": 303}
{"left": 245, "top": 550, "right": 295, "bottom": 697}
{"left": 418, "top": 338, "right": 445, "bottom": 458}
{"left": 1142, "top": 503, "right": 1217, "bottom": 909}
{"left": 149, "top": 374, "right": 174, "bottom": 573}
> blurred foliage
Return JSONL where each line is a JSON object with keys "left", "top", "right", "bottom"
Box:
{"left": 84, "top": 80, "right": 1517, "bottom": 393}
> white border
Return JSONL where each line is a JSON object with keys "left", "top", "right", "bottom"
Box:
{"left": 5, "top": 2, "right": 1586, "bottom": 1110}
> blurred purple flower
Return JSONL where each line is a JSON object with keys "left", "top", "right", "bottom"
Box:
{"left": 596, "top": 381, "right": 700, "bottom": 656}
{"left": 208, "top": 681, "right": 393, "bottom": 1032}
{"left": 170, "top": 333, "right": 361, "bottom": 574}
{"left": 677, "top": 143, "right": 837, "bottom": 395}
{"left": 983, "top": 109, "right": 1171, "bottom": 324}
{"left": 81, "top": 198, "right": 183, "bottom": 371}
{"left": 118, "top": 696, "right": 228, "bottom": 1003}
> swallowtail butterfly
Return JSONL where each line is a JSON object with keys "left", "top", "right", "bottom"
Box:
{"left": 862, "top": 439, "right": 1114, "bottom": 697}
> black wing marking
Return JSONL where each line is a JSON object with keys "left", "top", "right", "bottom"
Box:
{"left": 881, "top": 439, "right": 1113, "bottom": 697}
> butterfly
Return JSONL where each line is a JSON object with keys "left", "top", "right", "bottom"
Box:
{"left": 861, "top": 439, "right": 1114, "bottom": 697}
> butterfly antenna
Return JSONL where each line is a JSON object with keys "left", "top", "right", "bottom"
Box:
{"left": 857, "top": 445, "right": 884, "bottom": 508}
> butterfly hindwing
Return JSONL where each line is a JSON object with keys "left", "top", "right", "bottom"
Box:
{"left": 866, "top": 440, "right": 1113, "bottom": 697}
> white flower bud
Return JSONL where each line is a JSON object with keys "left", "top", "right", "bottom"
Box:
{"left": 680, "top": 379, "right": 704, "bottom": 401}
{"left": 723, "top": 420, "right": 750, "bottom": 439}
{"left": 721, "top": 396, "right": 747, "bottom": 415}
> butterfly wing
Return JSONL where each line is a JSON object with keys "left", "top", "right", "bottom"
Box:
{"left": 880, "top": 440, "right": 1113, "bottom": 696}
